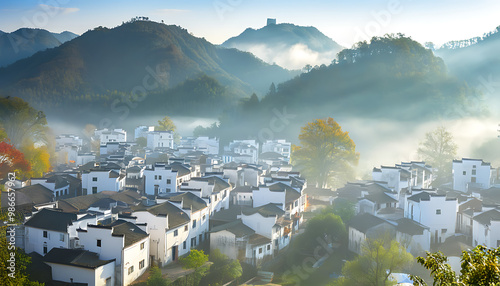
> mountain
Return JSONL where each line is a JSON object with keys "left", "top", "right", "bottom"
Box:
{"left": 202, "top": 35, "right": 484, "bottom": 143}
{"left": 0, "top": 21, "right": 295, "bottom": 118}
{"left": 0, "top": 28, "right": 64, "bottom": 67}
{"left": 221, "top": 21, "right": 344, "bottom": 70}
{"left": 51, "top": 31, "right": 79, "bottom": 43}
{"left": 435, "top": 26, "right": 500, "bottom": 87}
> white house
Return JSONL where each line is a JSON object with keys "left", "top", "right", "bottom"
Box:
{"left": 77, "top": 220, "right": 150, "bottom": 286}
{"left": 142, "top": 163, "right": 178, "bottom": 195}
{"left": 262, "top": 140, "right": 291, "bottom": 160}
{"left": 453, "top": 158, "right": 492, "bottom": 192}
{"left": 167, "top": 192, "right": 211, "bottom": 250}
{"left": 239, "top": 203, "right": 291, "bottom": 251}
{"left": 179, "top": 176, "right": 232, "bottom": 214}
{"left": 43, "top": 248, "right": 116, "bottom": 286}
{"left": 210, "top": 219, "right": 273, "bottom": 266}
{"left": 224, "top": 140, "right": 260, "bottom": 164}
{"left": 147, "top": 131, "right": 174, "bottom": 150}
{"left": 55, "top": 134, "right": 83, "bottom": 149}
{"left": 24, "top": 209, "right": 96, "bottom": 255}
{"left": 348, "top": 213, "right": 396, "bottom": 254}
{"left": 405, "top": 191, "right": 458, "bottom": 244}
{"left": 395, "top": 217, "right": 431, "bottom": 256}
{"left": 95, "top": 128, "right": 127, "bottom": 144}
{"left": 472, "top": 209, "right": 500, "bottom": 248}
{"left": 82, "top": 169, "right": 121, "bottom": 195}
{"left": 135, "top": 126, "right": 155, "bottom": 140}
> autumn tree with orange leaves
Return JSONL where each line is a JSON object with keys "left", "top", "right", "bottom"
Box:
{"left": 292, "top": 118, "right": 359, "bottom": 188}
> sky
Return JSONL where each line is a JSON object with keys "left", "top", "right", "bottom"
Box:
{"left": 1, "top": 0, "right": 500, "bottom": 48}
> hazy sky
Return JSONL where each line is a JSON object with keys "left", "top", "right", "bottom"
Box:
{"left": 1, "top": 0, "right": 499, "bottom": 47}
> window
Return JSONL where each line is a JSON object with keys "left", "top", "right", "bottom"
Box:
{"left": 140, "top": 242, "right": 145, "bottom": 250}
{"left": 174, "top": 230, "right": 178, "bottom": 237}
{"left": 463, "top": 171, "right": 466, "bottom": 175}
{"left": 191, "top": 237, "right": 197, "bottom": 247}
{"left": 473, "top": 165, "right": 476, "bottom": 168}
{"left": 43, "top": 231, "right": 47, "bottom": 238}
{"left": 472, "top": 169, "right": 477, "bottom": 175}
{"left": 442, "top": 228, "right": 447, "bottom": 233}
{"left": 259, "top": 248, "right": 263, "bottom": 254}
{"left": 192, "top": 220, "right": 197, "bottom": 228}
{"left": 92, "top": 177, "right": 97, "bottom": 181}
{"left": 139, "top": 259, "right": 145, "bottom": 269}
{"left": 128, "top": 266, "right": 134, "bottom": 275}
{"left": 436, "top": 209, "right": 441, "bottom": 215}
{"left": 167, "top": 179, "right": 171, "bottom": 184}
{"left": 155, "top": 175, "right": 158, "bottom": 180}
{"left": 267, "top": 245, "right": 271, "bottom": 251}
{"left": 202, "top": 215, "right": 206, "bottom": 221}
{"left": 471, "top": 177, "right": 477, "bottom": 183}
{"left": 159, "top": 175, "right": 162, "bottom": 180}
{"left": 43, "top": 245, "right": 47, "bottom": 255}
{"left": 497, "top": 240, "right": 500, "bottom": 247}
{"left": 97, "top": 239, "right": 101, "bottom": 247}
{"left": 60, "top": 234, "right": 65, "bottom": 242}
{"left": 92, "top": 187, "right": 97, "bottom": 194}
{"left": 65, "top": 189, "right": 68, "bottom": 195}
{"left": 184, "top": 225, "right": 189, "bottom": 232}
{"left": 183, "top": 241, "right": 187, "bottom": 249}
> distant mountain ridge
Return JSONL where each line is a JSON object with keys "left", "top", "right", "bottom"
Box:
{"left": 222, "top": 22, "right": 344, "bottom": 69}
{"left": 0, "top": 21, "right": 295, "bottom": 117}
{"left": 0, "top": 28, "right": 78, "bottom": 67}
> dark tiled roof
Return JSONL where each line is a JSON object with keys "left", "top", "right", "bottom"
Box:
{"left": 348, "top": 213, "right": 389, "bottom": 233}
{"left": 396, "top": 218, "right": 428, "bottom": 235}
{"left": 232, "top": 186, "right": 254, "bottom": 193}
{"left": 248, "top": 233, "right": 271, "bottom": 246}
{"left": 210, "top": 206, "right": 248, "bottom": 222}
{"left": 191, "top": 176, "right": 231, "bottom": 193}
{"left": 146, "top": 201, "right": 190, "bottom": 228}
{"left": 285, "top": 189, "right": 301, "bottom": 204}
{"left": 18, "top": 184, "right": 54, "bottom": 204}
{"left": 362, "top": 191, "right": 398, "bottom": 204}
{"left": 242, "top": 203, "right": 285, "bottom": 218}
{"left": 268, "top": 182, "right": 296, "bottom": 192}
{"left": 169, "top": 192, "right": 208, "bottom": 212}
{"left": 44, "top": 248, "right": 115, "bottom": 269}
{"left": 303, "top": 187, "right": 334, "bottom": 197}
{"left": 170, "top": 164, "right": 191, "bottom": 177}
{"left": 24, "top": 208, "right": 77, "bottom": 232}
{"left": 210, "top": 219, "right": 255, "bottom": 237}
{"left": 107, "top": 220, "right": 148, "bottom": 247}
{"left": 259, "top": 152, "right": 283, "bottom": 160}
{"left": 473, "top": 209, "right": 500, "bottom": 226}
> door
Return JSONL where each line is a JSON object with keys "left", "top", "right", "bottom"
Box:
{"left": 172, "top": 246, "right": 178, "bottom": 261}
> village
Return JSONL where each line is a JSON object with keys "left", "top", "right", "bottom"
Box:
{"left": 1, "top": 123, "right": 499, "bottom": 286}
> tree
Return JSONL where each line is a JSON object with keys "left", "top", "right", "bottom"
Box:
{"left": 292, "top": 118, "right": 359, "bottom": 188}
{"left": 304, "top": 64, "right": 312, "bottom": 72}
{"left": 0, "top": 97, "right": 48, "bottom": 148}
{"left": 0, "top": 211, "right": 44, "bottom": 285}
{"left": 0, "top": 141, "right": 31, "bottom": 179}
{"left": 147, "top": 266, "right": 171, "bottom": 286}
{"left": 410, "top": 245, "right": 500, "bottom": 285}
{"left": 19, "top": 140, "right": 51, "bottom": 178}
{"left": 323, "top": 197, "right": 356, "bottom": 223}
{"left": 201, "top": 249, "right": 243, "bottom": 285}
{"left": 180, "top": 249, "right": 209, "bottom": 285}
{"left": 334, "top": 237, "right": 413, "bottom": 286}
{"left": 156, "top": 116, "right": 177, "bottom": 132}
{"left": 417, "top": 126, "right": 457, "bottom": 185}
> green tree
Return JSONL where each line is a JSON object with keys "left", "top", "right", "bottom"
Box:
{"left": 334, "top": 237, "right": 413, "bottom": 286}
{"left": 0, "top": 97, "right": 48, "bottom": 148}
{"left": 410, "top": 245, "right": 500, "bottom": 285}
{"left": 292, "top": 118, "right": 359, "bottom": 188}
{"left": 136, "top": 137, "right": 147, "bottom": 148}
{"left": 180, "top": 249, "right": 209, "bottom": 285}
{"left": 417, "top": 126, "right": 458, "bottom": 186}
{"left": 201, "top": 249, "right": 242, "bottom": 285}
{"left": 0, "top": 211, "right": 44, "bottom": 285}
{"left": 323, "top": 197, "right": 356, "bottom": 223}
{"left": 147, "top": 266, "right": 171, "bottom": 286}
{"left": 156, "top": 116, "right": 177, "bottom": 132}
